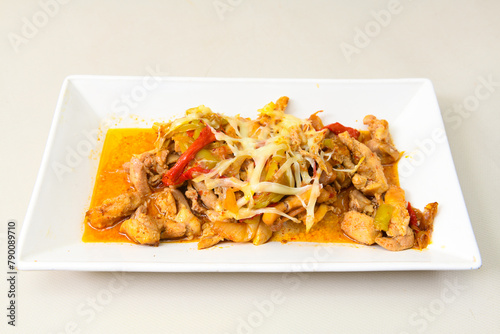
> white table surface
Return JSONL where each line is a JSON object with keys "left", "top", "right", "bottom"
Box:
{"left": 1, "top": 1, "right": 499, "bottom": 333}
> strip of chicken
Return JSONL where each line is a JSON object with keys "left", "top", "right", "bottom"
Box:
{"left": 129, "top": 156, "right": 151, "bottom": 196}
{"left": 153, "top": 189, "right": 188, "bottom": 239}
{"left": 327, "top": 135, "right": 356, "bottom": 169}
{"left": 197, "top": 223, "right": 224, "bottom": 250}
{"left": 252, "top": 221, "right": 273, "bottom": 245}
{"left": 375, "top": 226, "right": 414, "bottom": 251}
{"left": 154, "top": 188, "right": 201, "bottom": 240}
{"left": 338, "top": 132, "right": 389, "bottom": 198}
{"left": 86, "top": 192, "right": 144, "bottom": 229}
{"left": 349, "top": 189, "right": 374, "bottom": 216}
{"left": 171, "top": 189, "right": 202, "bottom": 239}
{"left": 120, "top": 199, "right": 189, "bottom": 246}
{"left": 160, "top": 218, "right": 186, "bottom": 239}
{"left": 363, "top": 115, "right": 400, "bottom": 164}
{"left": 86, "top": 154, "right": 151, "bottom": 229}
{"left": 341, "top": 210, "right": 381, "bottom": 245}
{"left": 120, "top": 204, "right": 161, "bottom": 246}
{"left": 198, "top": 216, "right": 263, "bottom": 249}
{"left": 185, "top": 183, "right": 207, "bottom": 214}
{"left": 191, "top": 181, "right": 219, "bottom": 210}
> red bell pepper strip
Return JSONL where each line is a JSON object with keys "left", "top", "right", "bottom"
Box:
{"left": 178, "top": 167, "right": 212, "bottom": 183}
{"left": 162, "top": 126, "right": 216, "bottom": 186}
{"left": 168, "top": 167, "right": 212, "bottom": 186}
{"left": 323, "top": 122, "right": 360, "bottom": 139}
{"left": 407, "top": 202, "right": 419, "bottom": 231}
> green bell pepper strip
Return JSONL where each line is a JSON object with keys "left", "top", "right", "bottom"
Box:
{"left": 374, "top": 203, "right": 395, "bottom": 231}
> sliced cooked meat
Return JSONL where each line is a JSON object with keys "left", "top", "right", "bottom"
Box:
{"left": 156, "top": 149, "right": 169, "bottom": 171}
{"left": 338, "top": 132, "right": 389, "bottom": 198}
{"left": 154, "top": 189, "right": 177, "bottom": 217}
{"left": 170, "top": 189, "right": 202, "bottom": 239}
{"left": 198, "top": 223, "right": 224, "bottom": 249}
{"left": 86, "top": 192, "right": 144, "bottom": 229}
{"left": 185, "top": 183, "right": 206, "bottom": 214}
{"left": 120, "top": 197, "right": 187, "bottom": 245}
{"left": 326, "top": 135, "right": 356, "bottom": 168}
{"left": 137, "top": 150, "right": 167, "bottom": 174}
{"left": 341, "top": 210, "right": 381, "bottom": 245}
{"left": 192, "top": 181, "right": 219, "bottom": 210}
{"left": 318, "top": 160, "right": 336, "bottom": 184}
{"left": 198, "top": 216, "right": 261, "bottom": 248}
{"left": 252, "top": 221, "right": 273, "bottom": 245}
{"left": 120, "top": 205, "right": 161, "bottom": 246}
{"left": 363, "top": 115, "right": 400, "bottom": 164}
{"left": 349, "top": 189, "right": 374, "bottom": 216}
{"left": 375, "top": 226, "right": 414, "bottom": 251}
{"left": 129, "top": 157, "right": 151, "bottom": 195}
{"left": 198, "top": 234, "right": 224, "bottom": 249}
{"left": 159, "top": 218, "right": 186, "bottom": 239}
{"left": 212, "top": 220, "right": 253, "bottom": 243}
{"left": 129, "top": 149, "right": 169, "bottom": 188}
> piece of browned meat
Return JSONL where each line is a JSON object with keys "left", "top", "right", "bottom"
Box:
{"left": 154, "top": 188, "right": 202, "bottom": 240}
{"left": 191, "top": 181, "right": 219, "bottom": 210}
{"left": 198, "top": 234, "right": 224, "bottom": 250}
{"left": 153, "top": 190, "right": 188, "bottom": 239}
{"left": 338, "top": 132, "right": 389, "bottom": 198}
{"left": 326, "top": 135, "right": 356, "bottom": 169}
{"left": 252, "top": 221, "right": 273, "bottom": 245}
{"left": 363, "top": 115, "right": 400, "bottom": 164}
{"left": 185, "top": 183, "right": 207, "bottom": 214}
{"left": 341, "top": 210, "right": 381, "bottom": 245}
{"left": 129, "top": 156, "right": 151, "bottom": 195}
{"left": 155, "top": 189, "right": 178, "bottom": 217}
{"left": 198, "top": 216, "right": 264, "bottom": 249}
{"left": 211, "top": 220, "right": 254, "bottom": 243}
{"left": 127, "top": 149, "right": 170, "bottom": 188}
{"left": 197, "top": 222, "right": 224, "bottom": 250}
{"left": 160, "top": 218, "right": 187, "bottom": 239}
{"left": 120, "top": 198, "right": 188, "bottom": 246}
{"left": 375, "top": 226, "right": 414, "bottom": 251}
{"left": 349, "top": 189, "right": 375, "bottom": 216}
{"left": 120, "top": 204, "right": 161, "bottom": 246}
{"left": 86, "top": 192, "right": 144, "bottom": 229}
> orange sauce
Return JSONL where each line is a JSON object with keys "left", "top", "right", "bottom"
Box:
{"left": 83, "top": 128, "right": 156, "bottom": 243}
{"left": 83, "top": 128, "right": 399, "bottom": 245}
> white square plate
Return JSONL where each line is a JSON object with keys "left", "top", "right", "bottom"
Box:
{"left": 18, "top": 76, "right": 481, "bottom": 272}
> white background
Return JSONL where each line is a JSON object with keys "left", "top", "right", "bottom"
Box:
{"left": 1, "top": 1, "right": 499, "bottom": 333}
